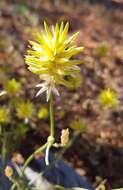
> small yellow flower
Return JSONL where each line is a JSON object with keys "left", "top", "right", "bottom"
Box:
{"left": 25, "top": 22, "right": 84, "bottom": 101}
{"left": 4, "top": 79, "right": 21, "bottom": 95}
{"left": 16, "top": 101, "right": 34, "bottom": 119}
{"left": 60, "top": 128, "right": 69, "bottom": 146}
{"left": 5, "top": 166, "right": 13, "bottom": 178}
{"left": 98, "top": 89, "right": 118, "bottom": 108}
{"left": 0, "top": 107, "right": 9, "bottom": 124}
{"left": 38, "top": 106, "right": 48, "bottom": 119}
{"left": 70, "top": 119, "right": 86, "bottom": 133}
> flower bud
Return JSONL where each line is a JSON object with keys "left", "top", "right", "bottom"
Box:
{"left": 60, "top": 128, "right": 69, "bottom": 146}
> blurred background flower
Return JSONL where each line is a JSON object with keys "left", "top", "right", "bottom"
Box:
{"left": 0, "top": 107, "right": 9, "bottom": 124}
{"left": 16, "top": 101, "right": 34, "bottom": 120}
{"left": 4, "top": 79, "right": 21, "bottom": 96}
{"left": 70, "top": 119, "right": 87, "bottom": 133}
{"left": 98, "top": 89, "right": 118, "bottom": 108}
{"left": 38, "top": 106, "right": 48, "bottom": 120}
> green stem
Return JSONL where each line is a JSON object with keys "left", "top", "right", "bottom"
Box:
{"left": 45, "top": 94, "right": 55, "bottom": 165}
{"left": 22, "top": 142, "right": 47, "bottom": 173}
{"left": 10, "top": 184, "right": 16, "bottom": 190}
{"left": 49, "top": 93, "right": 54, "bottom": 137}
{"left": 43, "top": 132, "right": 79, "bottom": 175}
{"left": 1, "top": 126, "right": 7, "bottom": 169}
{"left": 22, "top": 93, "right": 55, "bottom": 170}
{"left": 9, "top": 177, "right": 20, "bottom": 190}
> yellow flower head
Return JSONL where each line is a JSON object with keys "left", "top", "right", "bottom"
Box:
{"left": 25, "top": 22, "right": 84, "bottom": 101}
{"left": 98, "top": 89, "right": 118, "bottom": 108}
{"left": 38, "top": 106, "right": 48, "bottom": 119}
{"left": 16, "top": 101, "right": 34, "bottom": 119}
{"left": 0, "top": 107, "right": 9, "bottom": 124}
{"left": 4, "top": 79, "right": 21, "bottom": 95}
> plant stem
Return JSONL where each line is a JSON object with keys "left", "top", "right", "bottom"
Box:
{"left": 49, "top": 93, "right": 54, "bottom": 137}
{"left": 22, "top": 142, "right": 48, "bottom": 173}
{"left": 43, "top": 132, "right": 79, "bottom": 175}
{"left": 45, "top": 94, "right": 55, "bottom": 165}
{"left": 22, "top": 94, "right": 55, "bottom": 170}
{"left": 1, "top": 126, "right": 7, "bottom": 169}
{"left": 45, "top": 143, "right": 52, "bottom": 166}
{"left": 10, "top": 184, "right": 16, "bottom": 190}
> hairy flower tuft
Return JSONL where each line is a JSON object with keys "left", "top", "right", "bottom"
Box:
{"left": 25, "top": 22, "right": 84, "bottom": 101}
